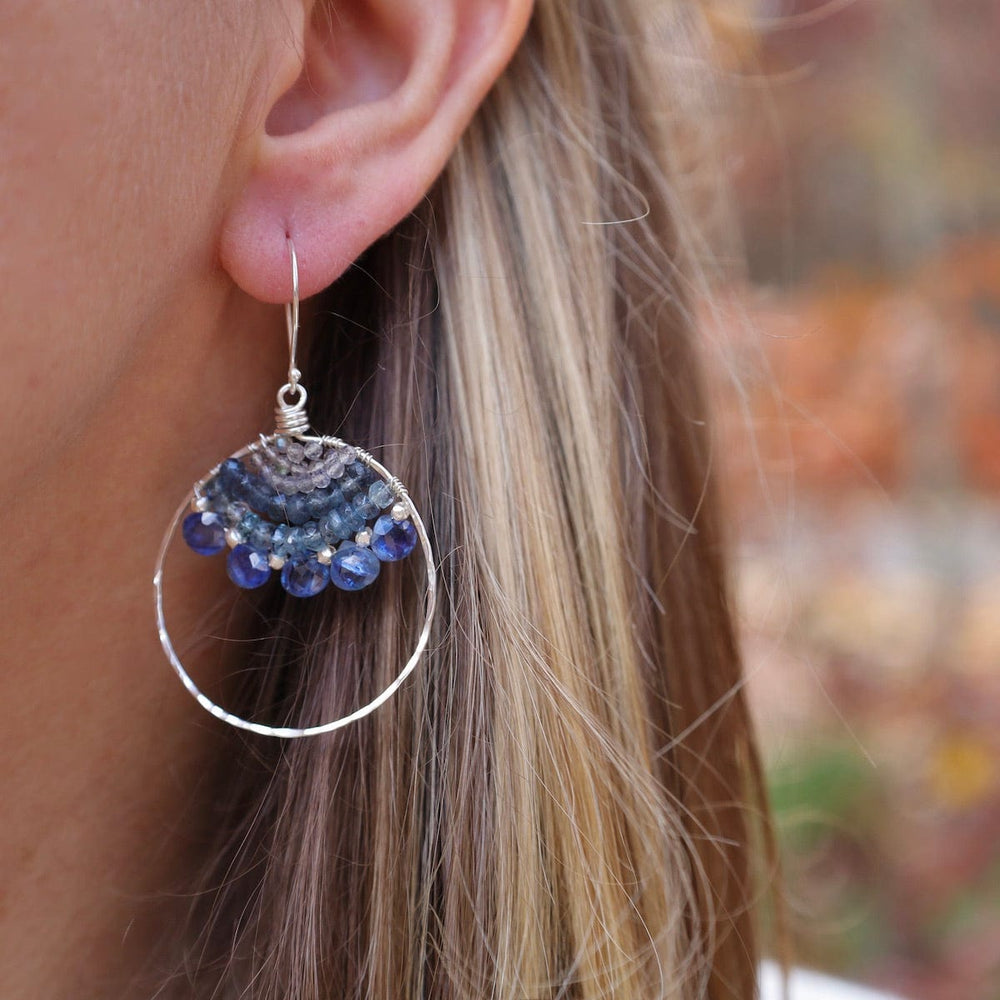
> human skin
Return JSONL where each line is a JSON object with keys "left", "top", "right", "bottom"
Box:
{"left": 0, "top": 1, "right": 530, "bottom": 995}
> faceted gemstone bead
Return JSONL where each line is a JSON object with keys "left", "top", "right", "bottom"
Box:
{"left": 230, "top": 471, "right": 257, "bottom": 505}
{"left": 341, "top": 505, "right": 366, "bottom": 534}
{"left": 224, "top": 500, "right": 250, "bottom": 526}
{"left": 244, "top": 482, "right": 274, "bottom": 515}
{"left": 246, "top": 517, "right": 276, "bottom": 551}
{"left": 299, "top": 521, "right": 326, "bottom": 552}
{"left": 236, "top": 511, "right": 263, "bottom": 548}
{"left": 202, "top": 475, "right": 224, "bottom": 503}
{"left": 217, "top": 457, "right": 245, "bottom": 490}
{"left": 352, "top": 492, "right": 379, "bottom": 521}
{"left": 281, "top": 557, "right": 330, "bottom": 598}
{"left": 238, "top": 510, "right": 261, "bottom": 531}
{"left": 282, "top": 493, "right": 311, "bottom": 526}
{"left": 272, "top": 524, "right": 305, "bottom": 561}
{"left": 371, "top": 514, "right": 417, "bottom": 561}
{"left": 266, "top": 493, "right": 289, "bottom": 522}
{"left": 306, "top": 488, "right": 333, "bottom": 519}
{"left": 329, "top": 542, "right": 381, "bottom": 591}
{"left": 204, "top": 483, "right": 230, "bottom": 514}
{"left": 182, "top": 511, "right": 226, "bottom": 556}
{"left": 227, "top": 544, "right": 271, "bottom": 589}
{"left": 368, "top": 480, "right": 394, "bottom": 509}
{"left": 339, "top": 471, "right": 362, "bottom": 499}
{"left": 319, "top": 509, "right": 352, "bottom": 543}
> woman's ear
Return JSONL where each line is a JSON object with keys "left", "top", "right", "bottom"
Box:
{"left": 220, "top": 0, "right": 533, "bottom": 302}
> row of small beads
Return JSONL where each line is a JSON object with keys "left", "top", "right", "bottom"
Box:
{"left": 181, "top": 437, "right": 418, "bottom": 598}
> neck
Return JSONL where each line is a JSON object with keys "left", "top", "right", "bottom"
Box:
{"left": 0, "top": 274, "right": 286, "bottom": 998}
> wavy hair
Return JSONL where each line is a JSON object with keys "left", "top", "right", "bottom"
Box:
{"left": 165, "top": 2, "right": 770, "bottom": 997}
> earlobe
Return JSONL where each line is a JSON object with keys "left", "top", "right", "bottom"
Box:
{"left": 219, "top": 0, "right": 533, "bottom": 304}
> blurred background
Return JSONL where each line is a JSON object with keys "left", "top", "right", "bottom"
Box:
{"left": 703, "top": 2, "right": 1000, "bottom": 997}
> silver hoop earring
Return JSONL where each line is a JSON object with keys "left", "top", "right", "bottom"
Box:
{"left": 153, "top": 237, "right": 437, "bottom": 738}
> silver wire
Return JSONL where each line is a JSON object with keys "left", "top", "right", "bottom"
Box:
{"left": 276, "top": 236, "right": 308, "bottom": 432}
{"left": 153, "top": 437, "right": 437, "bottom": 739}
{"left": 284, "top": 236, "right": 301, "bottom": 389}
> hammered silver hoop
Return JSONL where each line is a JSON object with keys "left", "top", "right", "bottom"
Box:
{"left": 153, "top": 438, "right": 437, "bottom": 739}
{"left": 153, "top": 238, "right": 435, "bottom": 737}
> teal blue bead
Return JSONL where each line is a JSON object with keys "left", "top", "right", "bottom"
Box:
{"left": 300, "top": 522, "right": 326, "bottom": 552}
{"left": 272, "top": 523, "right": 305, "bottom": 560}
{"left": 352, "top": 493, "right": 379, "bottom": 521}
{"left": 320, "top": 509, "right": 352, "bottom": 543}
{"left": 368, "top": 480, "right": 394, "bottom": 509}
{"left": 340, "top": 472, "right": 362, "bottom": 499}
{"left": 342, "top": 506, "right": 366, "bottom": 533}
{"left": 247, "top": 517, "right": 275, "bottom": 551}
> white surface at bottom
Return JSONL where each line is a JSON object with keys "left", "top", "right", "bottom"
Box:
{"left": 759, "top": 960, "right": 908, "bottom": 1000}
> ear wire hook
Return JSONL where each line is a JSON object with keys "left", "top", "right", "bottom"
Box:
{"left": 284, "top": 236, "right": 301, "bottom": 390}
{"left": 276, "top": 236, "right": 309, "bottom": 435}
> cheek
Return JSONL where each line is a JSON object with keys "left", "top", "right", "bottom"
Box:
{"left": 0, "top": 2, "right": 249, "bottom": 490}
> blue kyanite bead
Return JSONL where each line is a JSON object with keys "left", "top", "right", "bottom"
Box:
{"left": 371, "top": 515, "right": 417, "bottom": 562}
{"left": 227, "top": 544, "right": 271, "bottom": 589}
{"left": 244, "top": 481, "right": 274, "bottom": 516}
{"left": 368, "top": 480, "right": 394, "bottom": 509}
{"left": 329, "top": 542, "right": 381, "bottom": 591}
{"left": 182, "top": 511, "right": 227, "bottom": 556}
{"left": 280, "top": 557, "right": 329, "bottom": 598}
{"left": 217, "top": 457, "right": 244, "bottom": 488}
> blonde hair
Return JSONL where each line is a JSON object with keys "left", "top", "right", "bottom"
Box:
{"left": 169, "top": 2, "right": 769, "bottom": 996}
